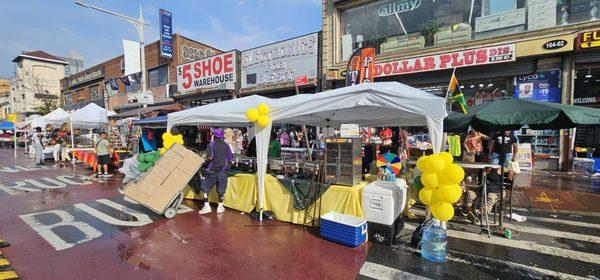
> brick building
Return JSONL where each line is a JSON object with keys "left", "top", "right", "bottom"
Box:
{"left": 61, "top": 34, "right": 221, "bottom": 113}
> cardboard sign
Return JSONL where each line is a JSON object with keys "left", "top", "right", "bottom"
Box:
{"left": 177, "top": 51, "right": 237, "bottom": 92}
{"left": 374, "top": 44, "right": 515, "bottom": 77}
{"left": 340, "top": 124, "right": 360, "bottom": 138}
{"left": 295, "top": 76, "right": 308, "bottom": 86}
{"left": 516, "top": 143, "right": 533, "bottom": 170}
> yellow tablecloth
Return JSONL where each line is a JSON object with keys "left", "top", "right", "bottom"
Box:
{"left": 183, "top": 173, "right": 368, "bottom": 225}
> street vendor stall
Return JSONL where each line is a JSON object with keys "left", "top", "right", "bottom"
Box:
{"left": 168, "top": 82, "right": 447, "bottom": 223}
{"left": 67, "top": 103, "right": 117, "bottom": 167}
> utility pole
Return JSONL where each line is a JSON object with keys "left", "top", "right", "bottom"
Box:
{"left": 75, "top": 1, "right": 150, "bottom": 98}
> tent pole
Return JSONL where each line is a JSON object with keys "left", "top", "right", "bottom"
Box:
{"left": 499, "top": 133, "right": 506, "bottom": 228}
{"left": 70, "top": 122, "right": 75, "bottom": 166}
{"left": 294, "top": 81, "right": 312, "bottom": 161}
{"left": 14, "top": 130, "right": 17, "bottom": 159}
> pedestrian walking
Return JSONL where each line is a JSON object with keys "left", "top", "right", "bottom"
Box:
{"left": 199, "top": 128, "right": 232, "bottom": 215}
{"left": 33, "top": 127, "right": 45, "bottom": 166}
{"left": 94, "top": 131, "right": 112, "bottom": 177}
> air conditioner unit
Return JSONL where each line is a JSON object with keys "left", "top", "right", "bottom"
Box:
{"left": 166, "top": 83, "right": 177, "bottom": 98}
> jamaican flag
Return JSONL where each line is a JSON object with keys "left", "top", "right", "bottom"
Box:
{"left": 448, "top": 73, "right": 468, "bottom": 114}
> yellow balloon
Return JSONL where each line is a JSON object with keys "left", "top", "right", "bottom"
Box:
{"left": 420, "top": 172, "right": 439, "bottom": 189}
{"left": 439, "top": 163, "right": 465, "bottom": 184}
{"left": 246, "top": 108, "right": 259, "bottom": 122}
{"left": 432, "top": 202, "right": 455, "bottom": 221}
{"left": 426, "top": 154, "right": 446, "bottom": 172}
{"left": 416, "top": 156, "right": 432, "bottom": 173}
{"left": 159, "top": 147, "right": 167, "bottom": 155}
{"left": 162, "top": 132, "right": 171, "bottom": 141}
{"left": 175, "top": 138, "right": 184, "bottom": 144}
{"left": 436, "top": 184, "right": 463, "bottom": 204}
{"left": 418, "top": 187, "right": 438, "bottom": 206}
{"left": 257, "top": 115, "right": 270, "bottom": 128}
{"left": 439, "top": 152, "right": 454, "bottom": 166}
{"left": 257, "top": 103, "right": 270, "bottom": 115}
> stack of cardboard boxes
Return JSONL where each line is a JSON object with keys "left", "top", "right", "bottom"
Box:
{"left": 124, "top": 143, "right": 204, "bottom": 213}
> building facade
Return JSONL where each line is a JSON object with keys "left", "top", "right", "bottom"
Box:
{"left": 59, "top": 51, "right": 85, "bottom": 77}
{"left": 322, "top": 0, "right": 600, "bottom": 170}
{"left": 61, "top": 34, "right": 221, "bottom": 113}
{"left": 10, "top": 51, "right": 68, "bottom": 119}
{"left": 0, "top": 79, "right": 10, "bottom": 119}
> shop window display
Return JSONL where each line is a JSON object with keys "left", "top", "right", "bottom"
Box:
{"left": 338, "top": 0, "right": 600, "bottom": 60}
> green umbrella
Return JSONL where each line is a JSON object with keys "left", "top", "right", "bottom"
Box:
{"left": 443, "top": 97, "right": 600, "bottom": 229}
{"left": 444, "top": 97, "right": 600, "bottom": 133}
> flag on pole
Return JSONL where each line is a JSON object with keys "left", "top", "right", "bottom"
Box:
{"left": 448, "top": 73, "right": 468, "bottom": 114}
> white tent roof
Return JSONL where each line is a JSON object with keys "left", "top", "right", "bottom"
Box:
{"left": 70, "top": 103, "right": 116, "bottom": 129}
{"left": 167, "top": 95, "right": 273, "bottom": 128}
{"left": 30, "top": 108, "right": 70, "bottom": 129}
{"left": 270, "top": 82, "right": 447, "bottom": 127}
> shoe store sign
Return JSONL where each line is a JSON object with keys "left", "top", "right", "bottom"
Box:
{"left": 374, "top": 44, "right": 515, "bottom": 77}
{"left": 577, "top": 30, "right": 600, "bottom": 49}
{"left": 177, "top": 51, "right": 237, "bottom": 92}
{"left": 241, "top": 32, "right": 318, "bottom": 90}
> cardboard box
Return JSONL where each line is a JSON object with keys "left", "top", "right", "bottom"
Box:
{"left": 124, "top": 184, "right": 151, "bottom": 204}
{"left": 152, "top": 164, "right": 170, "bottom": 181}
{"left": 164, "top": 150, "right": 184, "bottom": 165}
{"left": 162, "top": 168, "right": 189, "bottom": 193}
{"left": 144, "top": 186, "right": 175, "bottom": 213}
{"left": 169, "top": 143, "right": 188, "bottom": 157}
{"left": 138, "top": 172, "right": 165, "bottom": 193}
{"left": 156, "top": 156, "right": 177, "bottom": 172}
{"left": 179, "top": 152, "right": 203, "bottom": 176}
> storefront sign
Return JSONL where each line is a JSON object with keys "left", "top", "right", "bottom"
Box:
{"left": 374, "top": 44, "right": 515, "bottom": 78}
{"left": 514, "top": 70, "right": 561, "bottom": 103}
{"left": 378, "top": 0, "right": 423, "bottom": 17}
{"left": 67, "top": 68, "right": 104, "bottom": 88}
{"left": 177, "top": 51, "right": 237, "bottom": 92}
{"left": 241, "top": 33, "right": 318, "bottom": 89}
{"left": 159, "top": 9, "right": 173, "bottom": 59}
{"left": 576, "top": 30, "right": 600, "bottom": 49}
{"left": 340, "top": 124, "right": 359, "bottom": 138}
{"left": 516, "top": 35, "right": 573, "bottom": 57}
{"left": 295, "top": 76, "right": 308, "bottom": 86}
{"left": 574, "top": 96, "right": 600, "bottom": 105}
{"left": 180, "top": 44, "right": 217, "bottom": 63}
{"left": 346, "top": 47, "right": 375, "bottom": 86}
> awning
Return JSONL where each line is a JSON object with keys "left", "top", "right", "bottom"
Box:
{"left": 116, "top": 103, "right": 184, "bottom": 118}
{"left": 132, "top": 115, "right": 168, "bottom": 125}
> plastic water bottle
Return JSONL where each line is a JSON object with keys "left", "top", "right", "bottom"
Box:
{"left": 421, "top": 220, "right": 447, "bottom": 263}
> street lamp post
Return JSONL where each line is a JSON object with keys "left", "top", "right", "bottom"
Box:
{"left": 74, "top": 1, "right": 150, "bottom": 95}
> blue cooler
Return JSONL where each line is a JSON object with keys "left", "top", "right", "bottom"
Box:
{"left": 320, "top": 212, "right": 367, "bottom": 247}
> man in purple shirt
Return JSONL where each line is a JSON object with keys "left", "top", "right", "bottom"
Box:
{"left": 199, "top": 129, "right": 233, "bottom": 214}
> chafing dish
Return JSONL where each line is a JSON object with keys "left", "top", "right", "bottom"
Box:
{"left": 269, "top": 159, "right": 285, "bottom": 171}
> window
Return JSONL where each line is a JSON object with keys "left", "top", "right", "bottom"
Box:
{"left": 482, "top": 0, "right": 521, "bottom": 16}
{"left": 125, "top": 80, "right": 141, "bottom": 93}
{"left": 76, "top": 89, "right": 85, "bottom": 102}
{"left": 89, "top": 85, "right": 101, "bottom": 99}
{"left": 148, "top": 65, "right": 168, "bottom": 88}
{"left": 105, "top": 81, "right": 118, "bottom": 96}
{"left": 65, "top": 93, "right": 73, "bottom": 105}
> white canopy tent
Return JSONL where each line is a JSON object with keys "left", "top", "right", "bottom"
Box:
{"left": 30, "top": 108, "right": 70, "bottom": 129}
{"left": 167, "top": 82, "right": 447, "bottom": 219}
{"left": 68, "top": 103, "right": 116, "bottom": 150}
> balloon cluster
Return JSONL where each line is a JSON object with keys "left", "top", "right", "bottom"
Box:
{"left": 137, "top": 151, "right": 161, "bottom": 172}
{"left": 159, "top": 132, "right": 184, "bottom": 155}
{"left": 415, "top": 152, "right": 465, "bottom": 221}
{"left": 245, "top": 103, "right": 271, "bottom": 128}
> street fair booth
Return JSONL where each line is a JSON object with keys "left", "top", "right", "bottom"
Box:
{"left": 30, "top": 108, "right": 70, "bottom": 130}
{"left": 167, "top": 82, "right": 447, "bottom": 224}
{"left": 0, "top": 121, "right": 17, "bottom": 158}
{"left": 67, "top": 103, "right": 117, "bottom": 168}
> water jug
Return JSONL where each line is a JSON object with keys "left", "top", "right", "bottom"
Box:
{"left": 421, "top": 220, "right": 447, "bottom": 263}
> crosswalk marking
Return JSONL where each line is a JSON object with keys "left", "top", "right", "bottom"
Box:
{"left": 394, "top": 243, "right": 589, "bottom": 280}
{"left": 359, "top": 261, "right": 432, "bottom": 280}
{"left": 404, "top": 223, "right": 600, "bottom": 265}
{"left": 526, "top": 216, "right": 600, "bottom": 229}
{"left": 410, "top": 208, "right": 600, "bottom": 242}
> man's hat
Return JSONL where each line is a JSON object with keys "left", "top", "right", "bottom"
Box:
{"left": 213, "top": 129, "right": 224, "bottom": 138}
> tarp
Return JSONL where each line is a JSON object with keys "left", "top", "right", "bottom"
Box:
{"left": 70, "top": 103, "right": 116, "bottom": 129}
{"left": 167, "top": 82, "right": 447, "bottom": 218}
{"left": 30, "top": 108, "right": 70, "bottom": 129}
{"left": 132, "top": 115, "right": 168, "bottom": 125}
{"left": 0, "top": 122, "right": 15, "bottom": 130}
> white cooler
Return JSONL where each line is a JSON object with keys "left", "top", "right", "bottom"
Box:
{"left": 361, "top": 179, "right": 407, "bottom": 225}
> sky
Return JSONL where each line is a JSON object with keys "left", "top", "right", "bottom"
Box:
{"left": 0, "top": 0, "right": 322, "bottom": 78}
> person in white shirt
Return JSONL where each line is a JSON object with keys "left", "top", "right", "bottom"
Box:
{"left": 33, "top": 127, "right": 44, "bottom": 166}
